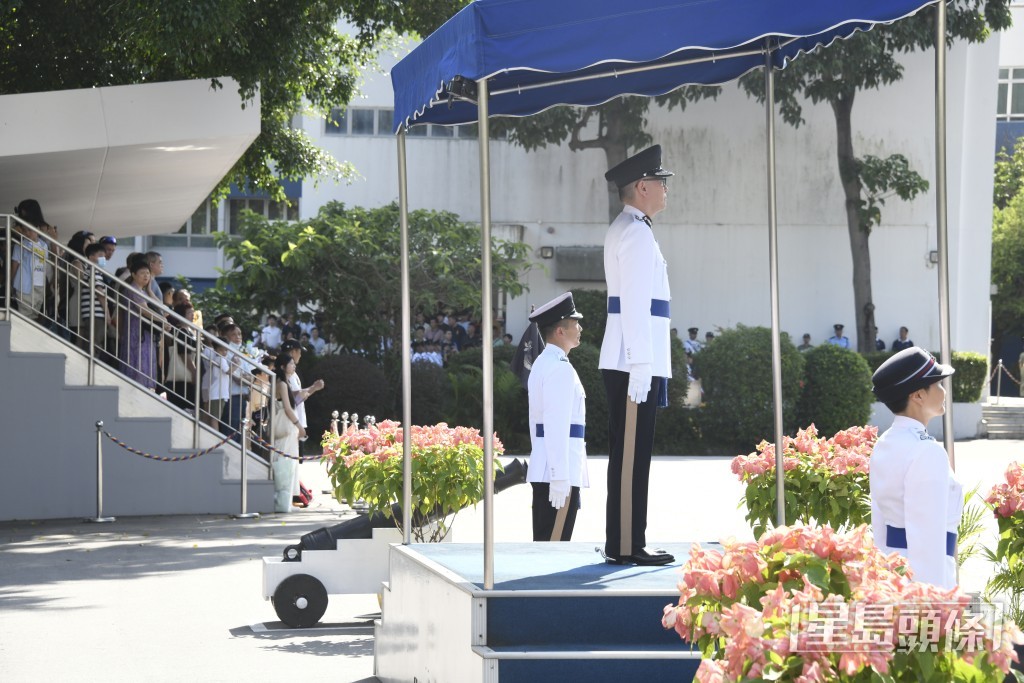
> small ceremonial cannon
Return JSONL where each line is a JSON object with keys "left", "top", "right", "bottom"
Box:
{"left": 262, "top": 459, "right": 528, "bottom": 627}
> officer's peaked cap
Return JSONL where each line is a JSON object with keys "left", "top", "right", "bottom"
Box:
{"left": 529, "top": 292, "right": 583, "bottom": 328}
{"left": 872, "top": 347, "right": 954, "bottom": 403}
{"left": 604, "top": 145, "right": 674, "bottom": 188}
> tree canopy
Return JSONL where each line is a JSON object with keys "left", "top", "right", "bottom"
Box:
{"left": 0, "top": 0, "right": 469, "bottom": 200}
{"left": 194, "top": 202, "right": 532, "bottom": 358}
{"left": 992, "top": 147, "right": 1024, "bottom": 343}
{"left": 995, "top": 138, "right": 1024, "bottom": 211}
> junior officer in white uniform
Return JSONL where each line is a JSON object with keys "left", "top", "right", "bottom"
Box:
{"left": 599, "top": 145, "right": 674, "bottom": 566}
{"left": 527, "top": 292, "right": 589, "bottom": 542}
{"left": 870, "top": 347, "right": 961, "bottom": 589}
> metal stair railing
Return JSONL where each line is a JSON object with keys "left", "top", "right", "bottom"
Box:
{"left": 1, "top": 214, "right": 278, "bottom": 451}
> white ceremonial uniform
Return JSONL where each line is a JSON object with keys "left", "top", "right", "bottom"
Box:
{"left": 870, "top": 415, "right": 962, "bottom": 589}
{"left": 598, "top": 205, "right": 672, "bottom": 378}
{"left": 526, "top": 344, "right": 589, "bottom": 488}
{"left": 683, "top": 338, "right": 703, "bottom": 355}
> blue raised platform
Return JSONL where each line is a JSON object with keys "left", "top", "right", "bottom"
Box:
{"left": 373, "top": 542, "right": 707, "bottom": 683}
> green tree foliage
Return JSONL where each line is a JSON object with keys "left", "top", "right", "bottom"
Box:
{"left": 739, "top": 0, "right": 1010, "bottom": 353}
{"left": 570, "top": 288, "right": 609, "bottom": 347}
{"left": 196, "top": 202, "right": 532, "bottom": 358}
{"left": 0, "top": 0, "right": 469, "bottom": 199}
{"left": 796, "top": 344, "right": 874, "bottom": 436}
{"left": 992, "top": 189, "right": 1024, "bottom": 344}
{"left": 995, "top": 138, "right": 1024, "bottom": 210}
{"left": 694, "top": 325, "right": 804, "bottom": 454}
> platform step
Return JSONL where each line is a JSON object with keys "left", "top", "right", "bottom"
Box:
{"left": 476, "top": 645, "right": 700, "bottom": 683}
{"left": 487, "top": 594, "right": 681, "bottom": 647}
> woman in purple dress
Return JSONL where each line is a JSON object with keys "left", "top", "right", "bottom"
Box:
{"left": 118, "top": 260, "right": 159, "bottom": 389}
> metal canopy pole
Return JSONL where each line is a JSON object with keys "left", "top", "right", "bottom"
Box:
{"left": 397, "top": 129, "right": 414, "bottom": 541}
{"left": 763, "top": 42, "right": 786, "bottom": 528}
{"left": 477, "top": 77, "right": 496, "bottom": 590}
{"left": 934, "top": 0, "right": 954, "bottom": 468}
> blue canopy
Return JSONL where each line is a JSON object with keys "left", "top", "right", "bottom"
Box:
{"left": 391, "top": 0, "right": 937, "bottom": 132}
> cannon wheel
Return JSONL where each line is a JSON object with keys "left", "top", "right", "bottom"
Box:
{"left": 272, "top": 573, "right": 328, "bottom": 628}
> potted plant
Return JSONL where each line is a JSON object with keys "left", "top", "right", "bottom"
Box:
{"left": 662, "top": 525, "right": 1024, "bottom": 682}
{"left": 986, "top": 462, "right": 1024, "bottom": 624}
{"left": 731, "top": 425, "right": 876, "bottom": 537}
{"left": 321, "top": 419, "right": 504, "bottom": 542}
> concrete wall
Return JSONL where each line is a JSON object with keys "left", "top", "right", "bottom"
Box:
{"left": 292, "top": 34, "right": 999, "bottom": 356}
{"left": 0, "top": 318, "right": 273, "bottom": 521}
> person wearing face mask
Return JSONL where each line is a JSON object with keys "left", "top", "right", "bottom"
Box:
{"left": 870, "top": 347, "right": 960, "bottom": 589}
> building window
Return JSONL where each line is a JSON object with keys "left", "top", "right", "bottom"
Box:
{"left": 351, "top": 108, "right": 376, "bottom": 135}
{"left": 378, "top": 109, "right": 394, "bottom": 136}
{"left": 228, "top": 198, "right": 299, "bottom": 234}
{"left": 152, "top": 197, "right": 218, "bottom": 248}
{"left": 998, "top": 68, "right": 1024, "bottom": 121}
{"left": 326, "top": 107, "right": 349, "bottom": 134}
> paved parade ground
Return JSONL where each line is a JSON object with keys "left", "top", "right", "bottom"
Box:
{"left": 1, "top": 439, "right": 1022, "bottom": 682}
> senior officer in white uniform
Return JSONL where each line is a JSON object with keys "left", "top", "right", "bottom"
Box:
{"left": 870, "top": 347, "right": 961, "bottom": 589}
{"left": 599, "top": 145, "right": 674, "bottom": 566}
{"left": 526, "top": 292, "right": 589, "bottom": 542}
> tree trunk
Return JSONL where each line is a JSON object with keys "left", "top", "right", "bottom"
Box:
{"left": 832, "top": 93, "right": 876, "bottom": 354}
{"left": 601, "top": 102, "right": 629, "bottom": 223}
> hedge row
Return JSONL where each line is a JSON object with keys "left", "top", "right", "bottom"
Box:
{"left": 861, "top": 350, "right": 988, "bottom": 403}
{"left": 298, "top": 328, "right": 988, "bottom": 456}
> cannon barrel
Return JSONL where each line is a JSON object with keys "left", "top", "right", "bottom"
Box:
{"left": 283, "top": 458, "right": 528, "bottom": 560}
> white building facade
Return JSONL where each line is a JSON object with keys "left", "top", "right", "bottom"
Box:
{"left": 153, "top": 27, "right": 1009, "bottom": 357}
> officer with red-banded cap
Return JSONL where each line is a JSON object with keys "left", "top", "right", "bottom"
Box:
{"left": 599, "top": 145, "right": 674, "bottom": 566}
{"left": 526, "top": 292, "right": 589, "bottom": 542}
{"left": 870, "top": 347, "right": 961, "bottom": 589}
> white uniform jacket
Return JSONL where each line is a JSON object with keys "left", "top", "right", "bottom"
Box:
{"left": 526, "top": 344, "right": 589, "bottom": 487}
{"left": 598, "top": 205, "right": 673, "bottom": 377}
{"left": 870, "top": 415, "right": 962, "bottom": 589}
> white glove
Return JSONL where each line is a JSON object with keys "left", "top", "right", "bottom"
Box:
{"left": 627, "top": 363, "right": 653, "bottom": 403}
{"left": 548, "top": 480, "right": 570, "bottom": 509}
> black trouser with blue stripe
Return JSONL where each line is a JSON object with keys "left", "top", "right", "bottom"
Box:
{"left": 603, "top": 369, "right": 660, "bottom": 558}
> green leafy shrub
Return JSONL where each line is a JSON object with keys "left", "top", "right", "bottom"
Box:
{"left": 653, "top": 335, "right": 703, "bottom": 454}
{"left": 565, "top": 342, "right": 609, "bottom": 454}
{"left": 860, "top": 350, "right": 894, "bottom": 374}
{"left": 796, "top": 344, "right": 873, "bottom": 436}
{"left": 304, "top": 354, "right": 393, "bottom": 439}
{"left": 444, "top": 345, "right": 530, "bottom": 453}
{"left": 694, "top": 325, "right": 804, "bottom": 453}
{"left": 951, "top": 351, "right": 987, "bottom": 403}
{"left": 408, "top": 361, "right": 450, "bottom": 426}
{"left": 862, "top": 349, "right": 987, "bottom": 403}
{"left": 570, "top": 288, "right": 609, "bottom": 347}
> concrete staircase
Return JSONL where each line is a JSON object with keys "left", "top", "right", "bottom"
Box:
{"left": 981, "top": 399, "right": 1024, "bottom": 439}
{"left": 0, "top": 315, "right": 273, "bottom": 520}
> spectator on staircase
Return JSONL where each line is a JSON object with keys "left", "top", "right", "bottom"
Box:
{"left": 118, "top": 260, "right": 160, "bottom": 390}
{"left": 10, "top": 199, "right": 49, "bottom": 320}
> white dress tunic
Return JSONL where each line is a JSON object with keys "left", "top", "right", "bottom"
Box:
{"left": 598, "top": 205, "right": 672, "bottom": 378}
{"left": 870, "top": 415, "right": 963, "bottom": 589}
{"left": 526, "top": 344, "right": 589, "bottom": 488}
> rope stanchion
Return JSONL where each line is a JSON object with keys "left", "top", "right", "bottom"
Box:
{"left": 251, "top": 432, "right": 322, "bottom": 461}
{"left": 85, "top": 420, "right": 115, "bottom": 524}
{"left": 102, "top": 429, "right": 235, "bottom": 462}
{"left": 233, "top": 417, "right": 259, "bottom": 520}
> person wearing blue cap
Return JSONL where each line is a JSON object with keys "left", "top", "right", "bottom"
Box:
{"left": 599, "top": 145, "right": 675, "bottom": 566}
{"left": 526, "top": 292, "right": 589, "bottom": 542}
{"left": 870, "top": 347, "right": 960, "bottom": 589}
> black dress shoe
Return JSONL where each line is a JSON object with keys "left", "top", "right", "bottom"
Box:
{"left": 605, "top": 547, "right": 675, "bottom": 566}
